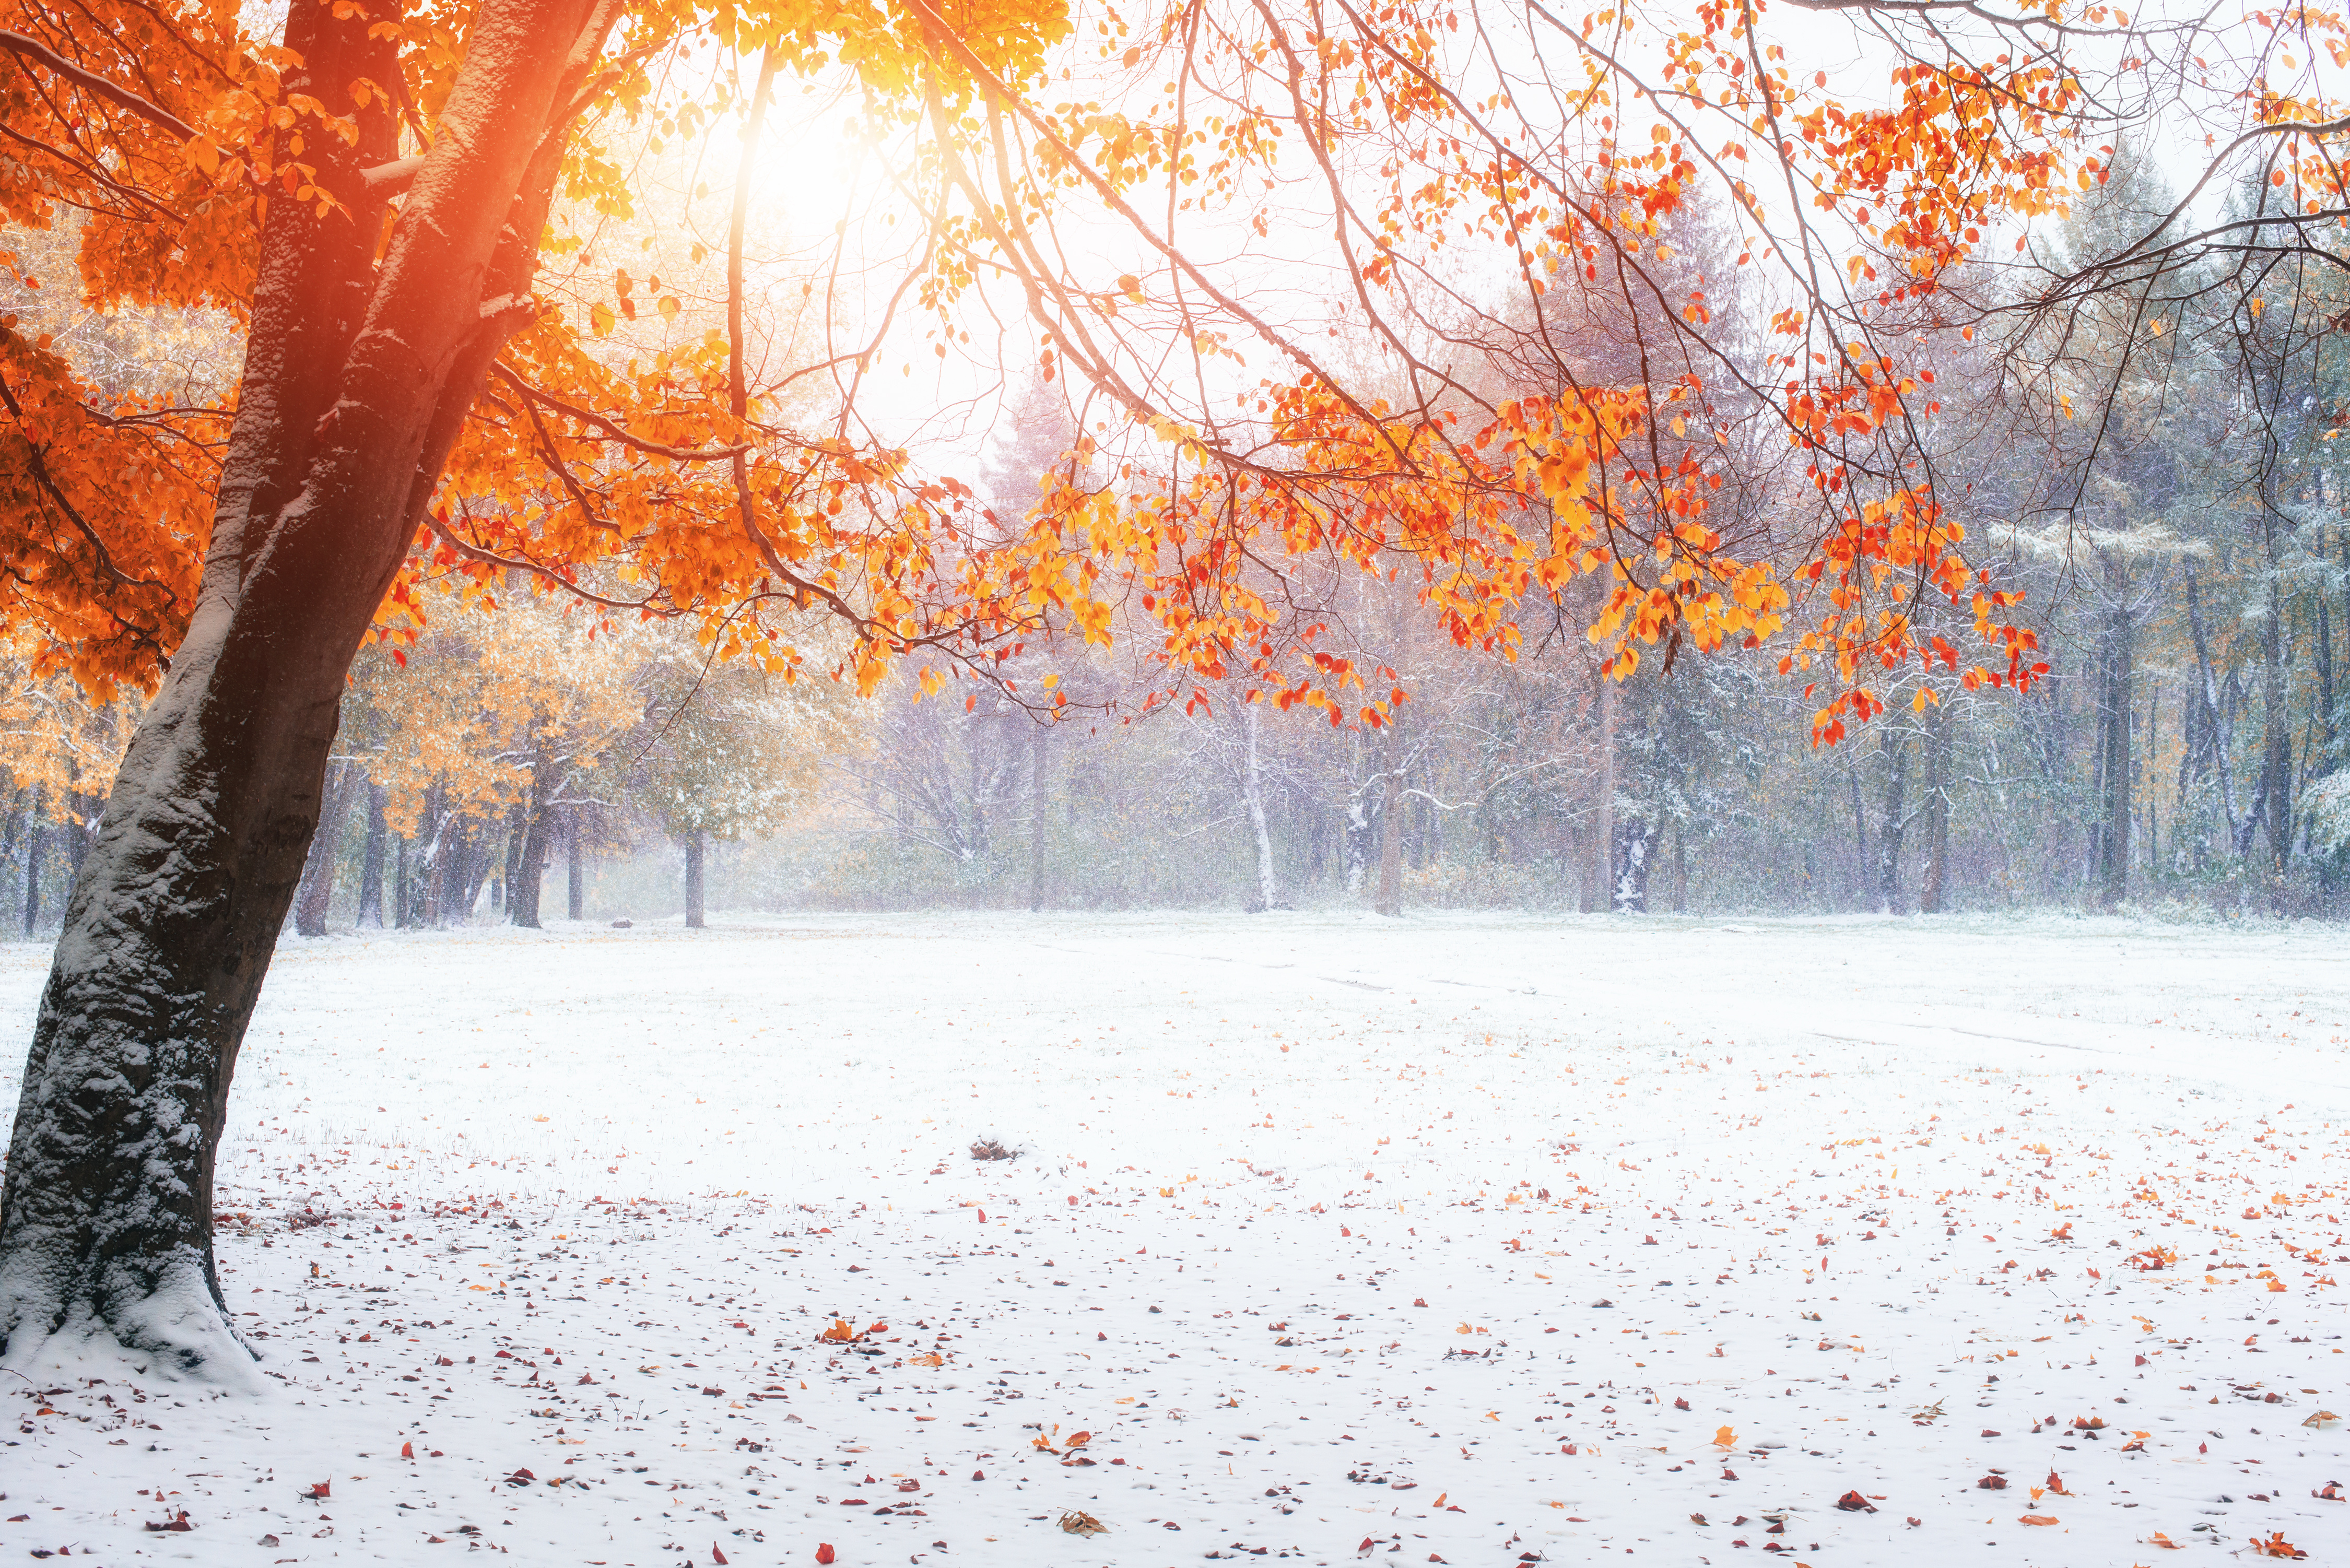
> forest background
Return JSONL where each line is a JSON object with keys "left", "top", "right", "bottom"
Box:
{"left": 8, "top": 135, "right": 2345, "bottom": 929}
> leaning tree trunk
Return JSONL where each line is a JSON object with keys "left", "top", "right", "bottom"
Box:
{"left": 0, "top": 0, "right": 619, "bottom": 1376}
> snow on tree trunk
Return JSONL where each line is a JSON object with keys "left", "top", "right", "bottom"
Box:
{"left": 19, "top": 784, "right": 41, "bottom": 938}
{"left": 1375, "top": 715, "right": 1403, "bottom": 918}
{"left": 0, "top": 0, "right": 615, "bottom": 1377}
{"left": 1920, "top": 701, "right": 1951, "bottom": 914}
{"left": 1875, "top": 730, "right": 1908, "bottom": 915}
{"left": 684, "top": 830, "right": 707, "bottom": 929}
{"left": 1243, "top": 701, "right": 1278, "bottom": 912}
{"left": 1593, "top": 674, "right": 1616, "bottom": 912}
{"left": 567, "top": 811, "right": 585, "bottom": 920}
{"left": 356, "top": 783, "right": 388, "bottom": 927}
{"left": 1029, "top": 724, "right": 1047, "bottom": 912}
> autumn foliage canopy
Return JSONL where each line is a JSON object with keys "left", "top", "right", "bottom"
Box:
{"left": 4, "top": 0, "right": 2330, "bottom": 738}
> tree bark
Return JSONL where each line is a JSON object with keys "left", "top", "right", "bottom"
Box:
{"left": 0, "top": 0, "right": 619, "bottom": 1375}
{"left": 683, "top": 830, "right": 707, "bottom": 929}
{"left": 292, "top": 761, "right": 361, "bottom": 936}
{"left": 356, "top": 782, "right": 387, "bottom": 927}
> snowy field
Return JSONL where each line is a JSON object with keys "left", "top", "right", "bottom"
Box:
{"left": 5, "top": 911, "right": 2350, "bottom": 1567}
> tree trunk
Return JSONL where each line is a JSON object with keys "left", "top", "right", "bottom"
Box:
{"left": 0, "top": 0, "right": 619, "bottom": 1374}
{"left": 2092, "top": 583, "right": 2133, "bottom": 906}
{"left": 1028, "top": 722, "right": 1047, "bottom": 912}
{"left": 2258, "top": 567, "right": 2293, "bottom": 879}
{"left": 2184, "top": 573, "right": 2249, "bottom": 856}
{"left": 1374, "top": 714, "right": 1403, "bottom": 918}
{"left": 19, "top": 786, "right": 43, "bottom": 939}
{"left": 509, "top": 738, "right": 561, "bottom": 929}
{"left": 356, "top": 782, "right": 387, "bottom": 927}
{"left": 1242, "top": 701, "right": 1278, "bottom": 911}
{"left": 1345, "top": 729, "right": 1374, "bottom": 897}
{"left": 292, "top": 761, "right": 361, "bottom": 936}
{"left": 1847, "top": 758, "right": 1869, "bottom": 909}
{"left": 393, "top": 832, "right": 412, "bottom": 929}
{"left": 566, "top": 810, "right": 585, "bottom": 920}
{"left": 1593, "top": 673, "right": 1617, "bottom": 912}
{"left": 1671, "top": 820, "right": 1688, "bottom": 914}
{"left": 1919, "top": 699, "right": 1952, "bottom": 914}
{"left": 1613, "top": 818, "right": 1656, "bottom": 912}
{"left": 1875, "top": 731, "right": 1908, "bottom": 915}
{"left": 683, "top": 830, "right": 707, "bottom": 929}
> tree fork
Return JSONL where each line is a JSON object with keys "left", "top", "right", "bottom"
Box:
{"left": 0, "top": 0, "right": 619, "bottom": 1375}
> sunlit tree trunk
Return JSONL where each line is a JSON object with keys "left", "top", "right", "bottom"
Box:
{"left": 0, "top": 0, "right": 620, "bottom": 1375}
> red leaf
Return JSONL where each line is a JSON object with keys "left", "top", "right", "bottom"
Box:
{"left": 816, "top": 1546, "right": 837, "bottom": 1564}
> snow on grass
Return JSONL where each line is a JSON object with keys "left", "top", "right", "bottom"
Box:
{"left": 3, "top": 911, "right": 2348, "bottom": 1565}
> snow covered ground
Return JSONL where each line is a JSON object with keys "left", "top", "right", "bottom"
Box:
{"left": 5, "top": 910, "right": 2349, "bottom": 1567}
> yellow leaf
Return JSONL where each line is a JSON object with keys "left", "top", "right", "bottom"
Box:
{"left": 658, "top": 294, "right": 681, "bottom": 322}
{"left": 590, "top": 301, "right": 616, "bottom": 337}
{"left": 1712, "top": 1426, "right": 1737, "bottom": 1449}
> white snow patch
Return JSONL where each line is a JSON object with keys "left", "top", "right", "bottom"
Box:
{"left": 1, "top": 911, "right": 2346, "bottom": 1564}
